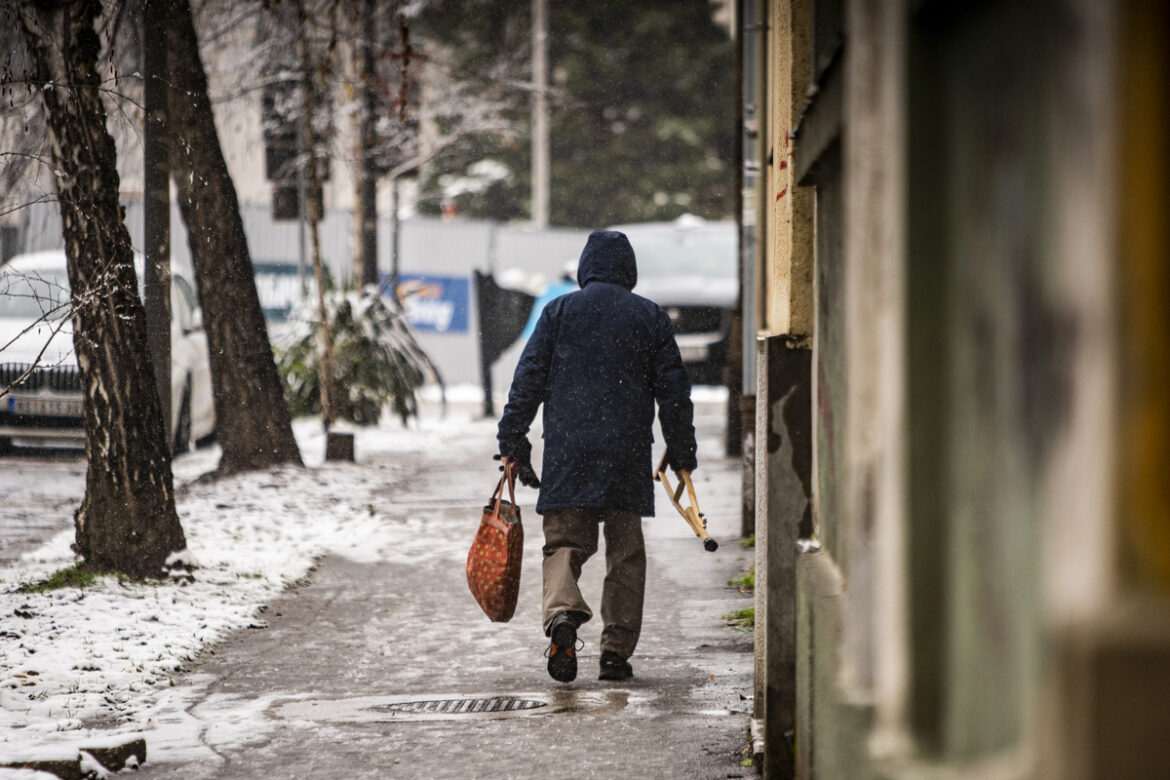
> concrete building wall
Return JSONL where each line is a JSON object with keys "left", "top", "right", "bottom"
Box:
{"left": 110, "top": 9, "right": 362, "bottom": 215}
{"left": 753, "top": 0, "right": 1170, "bottom": 777}
{"left": 839, "top": 0, "right": 908, "bottom": 758}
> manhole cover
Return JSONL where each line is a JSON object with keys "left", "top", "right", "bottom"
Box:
{"left": 369, "top": 697, "right": 546, "bottom": 715}
{"left": 273, "top": 690, "right": 653, "bottom": 723}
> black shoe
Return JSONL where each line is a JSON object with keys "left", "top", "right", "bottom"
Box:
{"left": 545, "top": 613, "right": 578, "bottom": 683}
{"left": 598, "top": 650, "right": 633, "bottom": 681}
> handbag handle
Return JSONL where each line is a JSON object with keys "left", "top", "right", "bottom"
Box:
{"left": 489, "top": 463, "right": 518, "bottom": 522}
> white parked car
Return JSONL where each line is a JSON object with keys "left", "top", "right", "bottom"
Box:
{"left": 0, "top": 250, "right": 215, "bottom": 454}
{"left": 608, "top": 217, "right": 738, "bottom": 386}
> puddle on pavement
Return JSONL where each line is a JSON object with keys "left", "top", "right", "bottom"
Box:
{"left": 274, "top": 689, "right": 655, "bottom": 723}
{"left": 549, "top": 689, "right": 633, "bottom": 716}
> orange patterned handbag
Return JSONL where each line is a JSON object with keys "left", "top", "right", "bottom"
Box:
{"left": 466, "top": 465, "right": 523, "bottom": 622}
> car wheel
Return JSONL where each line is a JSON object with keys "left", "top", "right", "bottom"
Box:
{"left": 173, "top": 381, "right": 193, "bottom": 456}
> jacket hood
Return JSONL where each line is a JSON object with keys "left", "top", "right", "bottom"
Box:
{"left": 576, "top": 231, "right": 637, "bottom": 290}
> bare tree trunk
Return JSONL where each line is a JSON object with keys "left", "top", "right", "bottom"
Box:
{"left": 19, "top": 0, "right": 185, "bottom": 578}
{"left": 143, "top": 0, "right": 172, "bottom": 447}
{"left": 297, "top": 1, "right": 338, "bottom": 431}
{"left": 357, "top": 0, "right": 379, "bottom": 288}
{"left": 165, "top": 0, "right": 302, "bottom": 474}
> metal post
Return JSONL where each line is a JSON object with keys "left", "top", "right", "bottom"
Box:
{"left": 390, "top": 176, "right": 400, "bottom": 297}
{"left": 531, "top": 0, "right": 549, "bottom": 228}
{"left": 143, "top": 0, "right": 171, "bottom": 446}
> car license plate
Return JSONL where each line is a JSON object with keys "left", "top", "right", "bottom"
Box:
{"left": 7, "top": 395, "right": 83, "bottom": 417}
{"left": 678, "top": 345, "right": 709, "bottom": 362}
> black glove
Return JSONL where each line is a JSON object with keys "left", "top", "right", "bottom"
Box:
{"left": 515, "top": 463, "right": 541, "bottom": 489}
{"left": 493, "top": 453, "right": 541, "bottom": 489}
{"left": 666, "top": 447, "right": 698, "bottom": 475}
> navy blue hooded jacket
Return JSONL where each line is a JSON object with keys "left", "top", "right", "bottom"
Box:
{"left": 497, "top": 230, "right": 697, "bottom": 516}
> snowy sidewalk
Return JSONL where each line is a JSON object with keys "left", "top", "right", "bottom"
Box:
{"left": 2, "top": 390, "right": 755, "bottom": 778}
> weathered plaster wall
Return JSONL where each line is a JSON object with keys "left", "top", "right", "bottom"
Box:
{"left": 754, "top": 336, "right": 812, "bottom": 775}
{"left": 840, "top": 1, "right": 907, "bottom": 747}
{"left": 753, "top": 4, "right": 817, "bottom": 777}
{"left": 811, "top": 148, "right": 844, "bottom": 563}
{"left": 775, "top": 0, "right": 1170, "bottom": 778}
{"left": 767, "top": 0, "right": 814, "bottom": 337}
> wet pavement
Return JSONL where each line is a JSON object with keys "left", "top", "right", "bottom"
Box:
{"left": 7, "top": 399, "right": 756, "bottom": 779}
{"left": 0, "top": 446, "right": 84, "bottom": 567}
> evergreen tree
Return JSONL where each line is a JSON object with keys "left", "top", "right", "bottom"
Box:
{"left": 416, "top": 0, "right": 734, "bottom": 227}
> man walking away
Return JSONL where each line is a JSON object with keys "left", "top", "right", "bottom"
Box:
{"left": 497, "top": 230, "right": 697, "bottom": 683}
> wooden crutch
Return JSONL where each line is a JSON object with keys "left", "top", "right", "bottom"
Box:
{"left": 654, "top": 450, "right": 718, "bottom": 552}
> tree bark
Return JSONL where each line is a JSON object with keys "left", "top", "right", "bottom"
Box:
{"left": 357, "top": 0, "right": 379, "bottom": 288}
{"left": 143, "top": 0, "right": 172, "bottom": 447}
{"left": 165, "top": 0, "right": 302, "bottom": 474}
{"left": 19, "top": 0, "right": 186, "bottom": 578}
{"left": 298, "top": 0, "right": 338, "bottom": 432}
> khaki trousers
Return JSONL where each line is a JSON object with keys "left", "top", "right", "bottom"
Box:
{"left": 541, "top": 508, "right": 646, "bottom": 659}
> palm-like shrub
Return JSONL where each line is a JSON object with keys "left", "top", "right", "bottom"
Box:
{"left": 276, "top": 287, "right": 438, "bottom": 424}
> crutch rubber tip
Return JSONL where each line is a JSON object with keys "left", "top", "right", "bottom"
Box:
{"left": 704, "top": 539, "right": 718, "bottom": 552}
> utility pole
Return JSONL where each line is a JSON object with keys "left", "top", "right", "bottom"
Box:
{"left": 531, "top": 0, "right": 549, "bottom": 228}
{"left": 143, "top": 0, "right": 171, "bottom": 446}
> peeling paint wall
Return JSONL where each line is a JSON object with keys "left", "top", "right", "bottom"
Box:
{"left": 754, "top": 336, "right": 812, "bottom": 774}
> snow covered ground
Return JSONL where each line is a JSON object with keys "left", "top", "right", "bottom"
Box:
{"left": 1, "top": 384, "right": 729, "bottom": 769}
{"left": 0, "top": 385, "right": 487, "bottom": 762}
